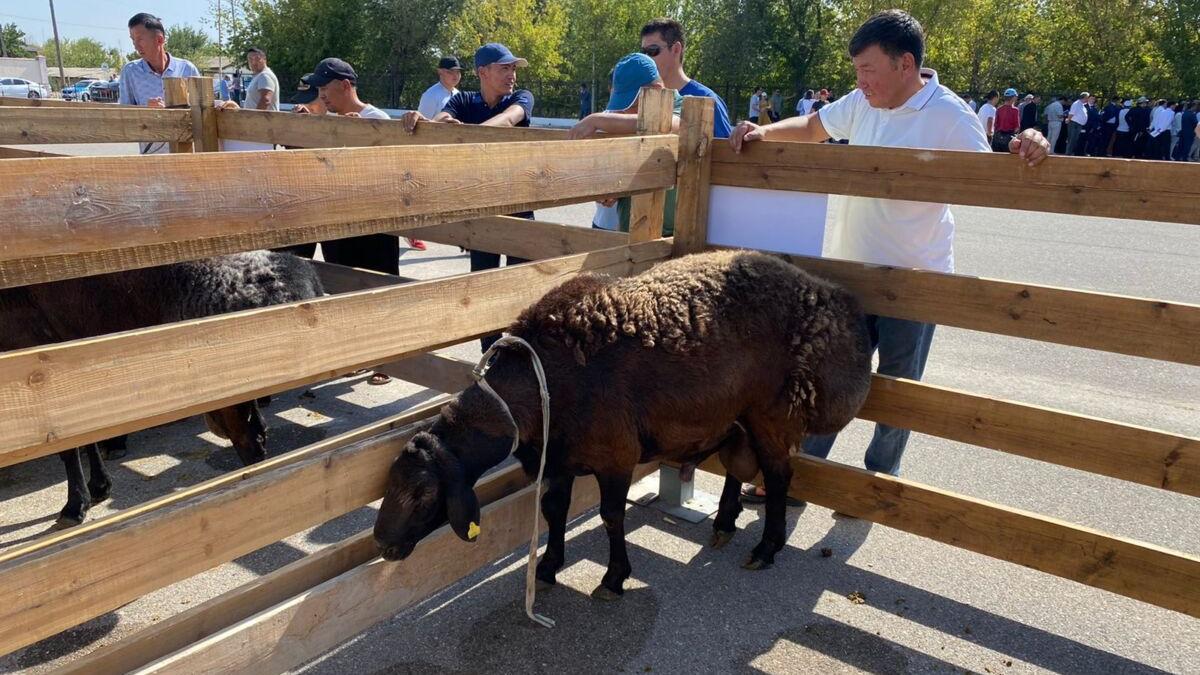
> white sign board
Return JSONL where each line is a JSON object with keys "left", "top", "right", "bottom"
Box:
{"left": 706, "top": 185, "right": 828, "bottom": 256}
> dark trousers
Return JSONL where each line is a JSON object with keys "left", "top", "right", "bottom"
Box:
{"left": 1132, "top": 132, "right": 1150, "bottom": 158}
{"left": 1067, "top": 122, "right": 1086, "bottom": 156}
{"left": 322, "top": 234, "right": 400, "bottom": 275}
{"left": 1114, "top": 131, "right": 1133, "bottom": 158}
{"left": 471, "top": 211, "right": 534, "bottom": 351}
{"left": 1175, "top": 132, "right": 1195, "bottom": 161}
{"left": 1151, "top": 131, "right": 1172, "bottom": 160}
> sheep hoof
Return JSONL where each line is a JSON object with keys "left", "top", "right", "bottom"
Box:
{"left": 53, "top": 514, "right": 84, "bottom": 530}
{"left": 742, "top": 555, "right": 772, "bottom": 571}
{"left": 590, "top": 585, "right": 623, "bottom": 601}
{"left": 710, "top": 529, "right": 736, "bottom": 549}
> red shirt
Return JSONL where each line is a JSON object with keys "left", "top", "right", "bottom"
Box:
{"left": 996, "top": 104, "right": 1020, "bottom": 133}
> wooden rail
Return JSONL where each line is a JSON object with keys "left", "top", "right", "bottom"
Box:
{"left": 710, "top": 141, "right": 1200, "bottom": 227}
{"left": 0, "top": 240, "right": 673, "bottom": 464}
{"left": 0, "top": 106, "right": 191, "bottom": 144}
{"left": 404, "top": 215, "right": 628, "bottom": 260}
{"left": 0, "top": 134, "right": 676, "bottom": 288}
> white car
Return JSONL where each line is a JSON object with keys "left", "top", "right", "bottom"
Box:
{"left": 0, "top": 77, "right": 51, "bottom": 99}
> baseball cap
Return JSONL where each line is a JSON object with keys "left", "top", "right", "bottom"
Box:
{"left": 606, "top": 53, "right": 659, "bottom": 112}
{"left": 1137, "top": 96, "right": 1149, "bottom": 103}
{"left": 1004, "top": 87, "right": 1018, "bottom": 97}
{"left": 1023, "top": 93, "right": 1034, "bottom": 101}
{"left": 474, "top": 43, "right": 528, "bottom": 69}
{"left": 291, "top": 74, "right": 319, "bottom": 104}
{"left": 305, "top": 58, "right": 357, "bottom": 87}
{"left": 438, "top": 56, "right": 463, "bottom": 70}
{"left": 1123, "top": 99, "right": 1133, "bottom": 107}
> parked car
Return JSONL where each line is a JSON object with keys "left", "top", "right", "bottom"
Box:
{"left": 61, "top": 79, "right": 99, "bottom": 101}
{"left": 87, "top": 80, "right": 120, "bottom": 103}
{"left": 0, "top": 77, "right": 51, "bottom": 99}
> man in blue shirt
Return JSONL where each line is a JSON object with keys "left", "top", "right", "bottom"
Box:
{"left": 400, "top": 43, "right": 535, "bottom": 350}
{"left": 639, "top": 17, "right": 733, "bottom": 139}
{"left": 119, "top": 13, "right": 203, "bottom": 154}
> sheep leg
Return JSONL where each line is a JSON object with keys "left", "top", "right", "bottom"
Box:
{"left": 84, "top": 444, "right": 112, "bottom": 503}
{"left": 710, "top": 473, "right": 744, "bottom": 549}
{"left": 229, "top": 402, "right": 268, "bottom": 465}
{"left": 535, "top": 473, "right": 575, "bottom": 589}
{"left": 744, "top": 457, "right": 793, "bottom": 571}
{"left": 591, "top": 473, "right": 633, "bottom": 601}
{"left": 55, "top": 448, "right": 91, "bottom": 528}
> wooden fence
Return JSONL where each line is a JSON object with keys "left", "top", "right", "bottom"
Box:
{"left": 0, "top": 78, "right": 1196, "bottom": 672}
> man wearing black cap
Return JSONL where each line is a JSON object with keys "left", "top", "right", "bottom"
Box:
{"left": 306, "top": 57, "right": 389, "bottom": 119}
{"left": 418, "top": 56, "right": 463, "bottom": 119}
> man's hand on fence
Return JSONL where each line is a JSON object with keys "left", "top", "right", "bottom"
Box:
{"left": 567, "top": 115, "right": 603, "bottom": 140}
{"left": 401, "top": 111, "right": 427, "bottom": 133}
{"left": 730, "top": 120, "right": 765, "bottom": 153}
{"left": 147, "top": 97, "right": 165, "bottom": 109}
{"left": 1009, "top": 128, "right": 1051, "bottom": 167}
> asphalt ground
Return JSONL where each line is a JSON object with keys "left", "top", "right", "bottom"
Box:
{"left": 0, "top": 143, "right": 1196, "bottom": 674}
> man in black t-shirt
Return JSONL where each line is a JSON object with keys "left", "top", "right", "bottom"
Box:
{"left": 401, "top": 43, "right": 536, "bottom": 350}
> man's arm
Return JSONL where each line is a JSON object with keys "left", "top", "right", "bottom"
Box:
{"left": 566, "top": 111, "right": 680, "bottom": 140}
{"left": 480, "top": 103, "right": 527, "bottom": 127}
{"left": 729, "top": 113, "right": 830, "bottom": 152}
{"left": 256, "top": 89, "right": 274, "bottom": 110}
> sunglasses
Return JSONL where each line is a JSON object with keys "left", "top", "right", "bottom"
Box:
{"left": 640, "top": 44, "right": 667, "bottom": 57}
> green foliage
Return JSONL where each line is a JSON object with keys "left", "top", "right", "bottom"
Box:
{"left": 447, "top": 0, "right": 569, "bottom": 81}
{"left": 41, "top": 37, "right": 126, "bottom": 69}
{"left": 1, "top": 23, "right": 36, "bottom": 58}
{"left": 167, "top": 24, "right": 220, "bottom": 64}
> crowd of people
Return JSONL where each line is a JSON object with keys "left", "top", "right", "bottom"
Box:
{"left": 966, "top": 90, "right": 1198, "bottom": 161}
{"left": 115, "top": 9, "right": 1059, "bottom": 507}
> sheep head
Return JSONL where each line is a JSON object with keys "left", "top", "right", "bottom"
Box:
{"left": 374, "top": 430, "right": 481, "bottom": 561}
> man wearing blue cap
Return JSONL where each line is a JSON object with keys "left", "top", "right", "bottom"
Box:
{"left": 569, "top": 53, "right": 681, "bottom": 237}
{"left": 400, "top": 43, "right": 536, "bottom": 351}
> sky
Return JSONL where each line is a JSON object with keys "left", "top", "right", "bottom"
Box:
{"left": 3, "top": 1, "right": 220, "bottom": 51}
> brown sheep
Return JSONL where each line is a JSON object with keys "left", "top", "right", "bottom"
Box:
{"left": 373, "top": 250, "right": 871, "bottom": 599}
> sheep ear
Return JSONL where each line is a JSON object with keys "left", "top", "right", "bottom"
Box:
{"left": 446, "top": 484, "right": 481, "bottom": 543}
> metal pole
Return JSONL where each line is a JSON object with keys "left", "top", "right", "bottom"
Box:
{"left": 216, "top": 0, "right": 224, "bottom": 76}
{"left": 47, "top": 0, "right": 66, "bottom": 91}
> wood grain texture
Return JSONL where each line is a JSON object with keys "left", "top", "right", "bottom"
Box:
{"left": 134, "top": 463, "right": 658, "bottom": 675}
{"left": 672, "top": 96, "right": 715, "bottom": 256}
{"left": 0, "top": 146, "right": 68, "bottom": 158}
{"left": 164, "top": 78, "right": 192, "bottom": 154}
{"left": 628, "top": 87, "right": 677, "bottom": 244}
{"left": 216, "top": 107, "right": 569, "bottom": 147}
{"left": 403, "top": 215, "right": 628, "bottom": 260}
{"left": 0, "top": 240, "right": 673, "bottom": 464}
{"left": 58, "top": 456, "right": 532, "bottom": 675}
{"left": 310, "top": 260, "right": 411, "bottom": 293}
{"left": 0, "top": 415, "right": 444, "bottom": 656}
{"left": 0, "top": 134, "right": 677, "bottom": 263}
{"left": 0, "top": 96, "right": 113, "bottom": 108}
{"left": 376, "top": 352, "right": 476, "bottom": 392}
{"left": 698, "top": 454, "right": 1200, "bottom": 618}
{"left": 771, "top": 253, "right": 1200, "bottom": 365}
{"left": 709, "top": 140, "right": 1200, "bottom": 226}
{"left": 187, "top": 77, "right": 219, "bottom": 153}
{"left": 861, "top": 375, "right": 1200, "bottom": 497}
{"left": 0, "top": 106, "right": 191, "bottom": 144}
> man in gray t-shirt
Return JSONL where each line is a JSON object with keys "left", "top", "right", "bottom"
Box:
{"left": 244, "top": 47, "right": 279, "bottom": 111}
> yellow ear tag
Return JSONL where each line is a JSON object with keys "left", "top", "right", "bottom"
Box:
{"left": 467, "top": 522, "right": 481, "bottom": 540}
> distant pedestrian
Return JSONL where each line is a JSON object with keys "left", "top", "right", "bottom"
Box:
{"left": 769, "top": 89, "right": 783, "bottom": 122}
{"left": 993, "top": 88, "right": 1020, "bottom": 151}
{"left": 965, "top": 93, "right": 977, "bottom": 112}
{"left": 797, "top": 89, "right": 814, "bottom": 116}
{"left": 1149, "top": 98, "right": 1175, "bottom": 160}
{"left": 1066, "top": 91, "right": 1089, "bottom": 155}
{"left": 1169, "top": 102, "right": 1184, "bottom": 159}
{"left": 219, "top": 74, "right": 230, "bottom": 101}
{"left": 811, "top": 88, "right": 830, "bottom": 112}
{"left": 579, "top": 82, "right": 592, "bottom": 118}
{"left": 1127, "top": 97, "right": 1152, "bottom": 158}
{"left": 748, "top": 86, "right": 764, "bottom": 123}
{"left": 1018, "top": 93, "right": 1038, "bottom": 131}
{"left": 232, "top": 68, "right": 243, "bottom": 103}
{"left": 1044, "top": 95, "right": 1065, "bottom": 154}
{"left": 1175, "top": 101, "right": 1197, "bottom": 161}
{"left": 976, "top": 90, "right": 998, "bottom": 143}
{"left": 1100, "top": 96, "right": 1121, "bottom": 156}
{"left": 1084, "top": 94, "right": 1103, "bottom": 156}
{"left": 1114, "top": 99, "right": 1134, "bottom": 158}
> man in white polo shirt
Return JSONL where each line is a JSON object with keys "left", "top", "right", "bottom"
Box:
{"left": 730, "top": 10, "right": 1048, "bottom": 490}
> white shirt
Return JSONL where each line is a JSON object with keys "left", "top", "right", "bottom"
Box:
{"left": 1150, "top": 106, "right": 1175, "bottom": 136}
{"left": 1068, "top": 99, "right": 1088, "bottom": 126}
{"left": 1117, "top": 107, "right": 1131, "bottom": 133}
{"left": 356, "top": 104, "right": 390, "bottom": 119}
{"left": 418, "top": 81, "right": 458, "bottom": 119}
{"left": 817, "top": 69, "right": 990, "bottom": 273}
{"left": 967, "top": 99, "right": 977, "bottom": 112}
{"left": 1045, "top": 100, "right": 1064, "bottom": 126}
{"left": 246, "top": 67, "right": 280, "bottom": 111}
{"left": 749, "top": 94, "right": 761, "bottom": 118}
{"left": 976, "top": 102, "right": 997, "bottom": 134}
{"left": 797, "top": 98, "right": 813, "bottom": 115}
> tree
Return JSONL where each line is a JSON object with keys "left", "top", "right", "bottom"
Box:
{"left": 564, "top": 0, "right": 671, "bottom": 96}
{"left": 167, "top": 24, "right": 219, "bottom": 64}
{"left": 447, "top": 0, "right": 569, "bottom": 81}
{"left": 1, "top": 23, "right": 36, "bottom": 58}
{"left": 44, "top": 37, "right": 112, "bottom": 68}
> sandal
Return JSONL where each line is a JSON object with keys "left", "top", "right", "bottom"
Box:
{"left": 367, "top": 372, "right": 392, "bottom": 386}
{"left": 739, "top": 483, "right": 807, "bottom": 508}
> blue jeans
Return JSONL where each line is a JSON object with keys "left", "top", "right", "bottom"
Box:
{"left": 801, "top": 315, "right": 936, "bottom": 476}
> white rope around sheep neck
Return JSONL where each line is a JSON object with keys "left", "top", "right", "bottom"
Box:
{"left": 472, "top": 334, "right": 555, "bottom": 629}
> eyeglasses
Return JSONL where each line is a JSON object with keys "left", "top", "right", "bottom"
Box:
{"left": 640, "top": 44, "right": 664, "bottom": 57}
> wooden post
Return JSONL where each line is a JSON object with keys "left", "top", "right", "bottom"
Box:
{"left": 163, "top": 77, "right": 193, "bottom": 153}
{"left": 628, "top": 86, "right": 675, "bottom": 243}
{"left": 187, "top": 76, "right": 219, "bottom": 152}
{"left": 672, "top": 96, "right": 715, "bottom": 256}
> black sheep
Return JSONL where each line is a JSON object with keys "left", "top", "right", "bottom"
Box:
{"left": 0, "top": 252, "right": 324, "bottom": 527}
{"left": 373, "top": 250, "right": 871, "bottom": 599}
